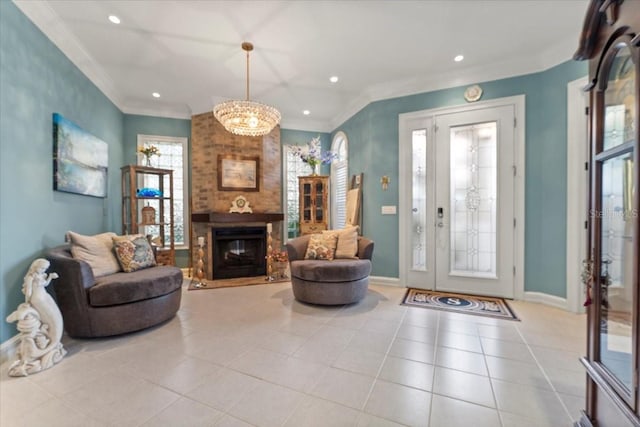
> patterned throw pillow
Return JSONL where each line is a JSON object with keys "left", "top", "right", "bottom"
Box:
{"left": 304, "top": 233, "right": 339, "bottom": 260}
{"left": 66, "top": 231, "right": 121, "bottom": 277}
{"left": 323, "top": 225, "right": 359, "bottom": 259}
{"left": 112, "top": 235, "right": 156, "bottom": 272}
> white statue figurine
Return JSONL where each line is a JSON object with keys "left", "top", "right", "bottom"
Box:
{"left": 5, "top": 258, "right": 66, "bottom": 376}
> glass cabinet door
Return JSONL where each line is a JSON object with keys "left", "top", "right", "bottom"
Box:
{"left": 595, "top": 43, "right": 636, "bottom": 401}
{"left": 315, "top": 182, "right": 324, "bottom": 221}
{"left": 302, "top": 182, "right": 312, "bottom": 221}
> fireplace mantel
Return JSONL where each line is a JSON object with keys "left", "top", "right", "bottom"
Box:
{"left": 191, "top": 212, "right": 284, "bottom": 223}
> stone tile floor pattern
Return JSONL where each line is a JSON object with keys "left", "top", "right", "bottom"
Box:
{"left": 1, "top": 281, "right": 587, "bottom": 426}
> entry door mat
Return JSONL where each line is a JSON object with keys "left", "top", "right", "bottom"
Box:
{"left": 188, "top": 276, "right": 289, "bottom": 291}
{"left": 402, "top": 288, "right": 519, "bottom": 321}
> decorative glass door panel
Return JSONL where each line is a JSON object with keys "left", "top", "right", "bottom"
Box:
{"left": 434, "top": 105, "right": 515, "bottom": 298}
{"left": 449, "top": 122, "right": 497, "bottom": 277}
{"left": 412, "top": 129, "right": 428, "bottom": 271}
{"left": 402, "top": 104, "right": 516, "bottom": 297}
{"left": 404, "top": 116, "right": 435, "bottom": 290}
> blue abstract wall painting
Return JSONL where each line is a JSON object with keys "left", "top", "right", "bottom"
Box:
{"left": 53, "top": 113, "right": 108, "bottom": 198}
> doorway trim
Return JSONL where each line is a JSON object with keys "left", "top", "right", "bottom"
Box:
{"left": 566, "top": 76, "right": 589, "bottom": 313}
{"left": 399, "top": 95, "right": 525, "bottom": 299}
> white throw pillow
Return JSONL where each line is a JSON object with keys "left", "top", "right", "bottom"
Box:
{"left": 66, "top": 231, "right": 121, "bottom": 277}
{"left": 323, "top": 225, "right": 359, "bottom": 259}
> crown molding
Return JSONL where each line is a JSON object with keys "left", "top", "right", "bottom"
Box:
{"left": 14, "top": 0, "right": 124, "bottom": 110}
{"left": 121, "top": 101, "right": 192, "bottom": 120}
{"left": 15, "top": 1, "right": 580, "bottom": 133}
{"left": 328, "top": 91, "right": 374, "bottom": 132}
{"left": 278, "top": 117, "right": 332, "bottom": 133}
{"left": 329, "top": 34, "right": 579, "bottom": 131}
{"left": 534, "top": 33, "right": 580, "bottom": 71}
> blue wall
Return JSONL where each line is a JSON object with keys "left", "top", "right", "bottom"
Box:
{"left": 123, "top": 114, "right": 192, "bottom": 268}
{"left": 333, "top": 60, "right": 587, "bottom": 297}
{"left": 0, "top": 1, "right": 124, "bottom": 342}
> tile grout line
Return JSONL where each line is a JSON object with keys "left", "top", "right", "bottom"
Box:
{"left": 425, "top": 310, "right": 442, "bottom": 427}
{"left": 356, "top": 303, "right": 412, "bottom": 424}
{"left": 477, "top": 323, "right": 507, "bottom": 427}
{"left": 278, "top": 302, "right": 352, "bottom": 427}
{"left": 514, "top": 323, "right": 577, "bottom": 424}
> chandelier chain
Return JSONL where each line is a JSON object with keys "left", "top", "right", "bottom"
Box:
{"left": 245, "top": 47, "right": 250, "bottom": 101}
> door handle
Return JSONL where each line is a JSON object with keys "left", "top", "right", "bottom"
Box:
{"left": 437, "top": 222, "right": 444, "bottom": 228}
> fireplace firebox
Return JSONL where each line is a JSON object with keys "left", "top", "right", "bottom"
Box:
{"left": 212, "top": 226, "right": 266, "bottom": 279}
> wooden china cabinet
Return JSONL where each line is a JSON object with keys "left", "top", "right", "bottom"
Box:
{"left": 574, "top": 1, "right": 639, "bottom": 426}
{"left": 298, "top": 175, "right": 329, "bottom": 235}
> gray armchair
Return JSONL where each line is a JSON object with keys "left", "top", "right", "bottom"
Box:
{"left": 46, "top": 245, "right": 183, "bottom": 338}
{"left": 285, "top": 235, "right": 374, "bottom": 305}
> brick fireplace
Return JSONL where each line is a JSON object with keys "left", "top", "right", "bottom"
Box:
{"left": 190, "top": 112, "right": 283, "bottom": 280}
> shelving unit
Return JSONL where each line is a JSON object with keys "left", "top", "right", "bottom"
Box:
{"left": 298, "top": 175, "right": 329, "bottom": 235}
{"left": 121, "top": 165, "right": 175, "bottom": 265}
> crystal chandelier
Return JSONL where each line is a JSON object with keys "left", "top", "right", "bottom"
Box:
{"left": 213, "top": 42, "right": 281, "bottom": 137}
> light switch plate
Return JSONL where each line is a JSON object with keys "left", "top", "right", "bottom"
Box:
{"left": 381, "top": 205, "right": 397, "bottom": 215}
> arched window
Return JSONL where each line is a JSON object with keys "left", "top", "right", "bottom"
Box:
{"left": 331, "top": 132, "right": 348, "bottom": 229}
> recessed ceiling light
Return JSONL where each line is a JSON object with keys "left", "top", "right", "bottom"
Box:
{"left": 329, "top": 76, "right": 339, "bottom": 83}
{"left": 108, "top": 15, "right": 121, "bottom": 24}
{"left": 454, "top": 55, "right": 464, "bottom": 62}
{"left": 152, "top": 92, "right": 161, "bottom": 98}
{"left": 303, "top": 110, "right": 310, "bottom": 115}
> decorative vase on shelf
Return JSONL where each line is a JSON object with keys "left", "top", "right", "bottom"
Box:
{"left": 311, "top": 163, "right": 319, "bottom": 176}
{"left": 144, "top": 155, "right": 152, "bottom": 167}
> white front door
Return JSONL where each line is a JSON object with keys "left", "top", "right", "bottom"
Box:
{"left": 399, "top": 100, "right": 519, "bottom": 298}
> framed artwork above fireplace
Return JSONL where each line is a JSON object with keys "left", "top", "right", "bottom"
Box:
{"left": 217, "top": 154, "right": 259, "bottom": 192}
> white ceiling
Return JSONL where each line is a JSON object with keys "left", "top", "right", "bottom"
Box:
{"left": 15, "top": 0, "right": 588, "bottom": 132}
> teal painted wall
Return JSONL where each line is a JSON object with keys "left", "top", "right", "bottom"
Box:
{"left": 123, "top": 114, "right": 192, "bottom": 268}
{"left": 0, "top": 1, "right": 124, "bottom": 342}
{"left": 333, "top": 60, "right": 588, "bottom": 297}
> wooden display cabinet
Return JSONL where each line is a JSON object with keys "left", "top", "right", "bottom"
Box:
{"left": 298, "top": 175, "right": 329, "bottom": 235}
{"left": 121, "top": 165, "right": 175, "bottom": 265}
{"left": 574, "top": 1, "right": 639, "bottom": 426}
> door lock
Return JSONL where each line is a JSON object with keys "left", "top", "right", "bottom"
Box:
{"left": 437, "top": 207, "right": 444, "bottom": 218}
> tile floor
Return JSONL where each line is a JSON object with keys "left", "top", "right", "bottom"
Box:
{"left": 1, "top": 282, "right": 587, "bottom": 427}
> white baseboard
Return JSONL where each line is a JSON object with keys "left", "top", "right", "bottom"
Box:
{"left": 0, "top": 334, "right": 20, "bottom": 365}
{"left": 523, "top": 291, "right": 568, "bottom": 310}
{"left": 369, "top": 276, "right": 403, "bottom": 287}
